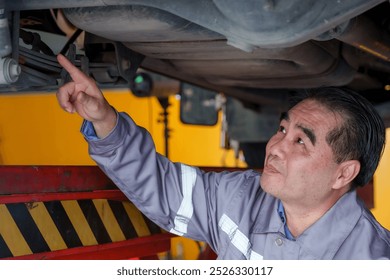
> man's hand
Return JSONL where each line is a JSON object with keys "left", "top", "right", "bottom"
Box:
{"left": 56, "top": 54, "right": 117, "bottom": 138}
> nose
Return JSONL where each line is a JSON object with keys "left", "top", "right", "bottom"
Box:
{"left": 266, "top": 133, "right": 288, "bottom": 160}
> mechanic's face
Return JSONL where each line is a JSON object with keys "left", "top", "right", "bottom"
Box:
{"left": 260, "top": 99, "right": 344, "bottom": 208}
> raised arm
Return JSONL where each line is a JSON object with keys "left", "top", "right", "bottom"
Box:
{"left": 56, "top": 54, "right": 117, "bottom": 138}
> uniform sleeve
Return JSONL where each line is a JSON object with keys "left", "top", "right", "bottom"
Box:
{"left": 83, "top": 112, "right": 258, "bottom": 254}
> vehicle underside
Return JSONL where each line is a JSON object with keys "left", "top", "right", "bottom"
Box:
{"left": 2, "top": 0, "right": 390, "bottom": 124}
{"left": 1, "top": 1, "right": 390, "bottom": 262}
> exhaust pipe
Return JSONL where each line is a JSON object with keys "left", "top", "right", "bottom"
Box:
{"left": 336, "top": 16, "right": 390, "bottom": 62}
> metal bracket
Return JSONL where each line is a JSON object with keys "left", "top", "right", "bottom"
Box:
{"left": 113, "top": 42, "right": 145, "bottom": 84}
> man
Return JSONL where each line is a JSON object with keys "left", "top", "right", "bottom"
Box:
{"left": 56, "top": 54, "right": 390, "bottom": 259}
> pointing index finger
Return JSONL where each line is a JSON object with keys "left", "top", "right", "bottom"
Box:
{"left": 57, "top": 54, "right": 89, "bottom": 84}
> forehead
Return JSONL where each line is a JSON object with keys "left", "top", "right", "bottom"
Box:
{"left": 287, "top": 99, "right": 342, "bottom": 136}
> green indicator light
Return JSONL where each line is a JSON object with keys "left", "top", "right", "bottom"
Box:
{"left": 134, "top": 75, "right": 144, "bottom": 84}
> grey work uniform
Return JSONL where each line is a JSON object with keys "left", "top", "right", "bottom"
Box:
{"left": 82, "top": 112, "right": 390, "bottom": 260}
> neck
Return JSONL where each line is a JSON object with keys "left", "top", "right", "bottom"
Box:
{"left": 284, "top": 206, "right": 322, "bottom": 238}
{"left": 282, "top": 192, "right": 345, "bottom": 237}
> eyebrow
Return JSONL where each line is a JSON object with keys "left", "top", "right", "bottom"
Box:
{"left": 280, "top": 112, "right": 289, "bottom": 122}
{"left": 279, "top": 112, "right": 317, "bottom": 146}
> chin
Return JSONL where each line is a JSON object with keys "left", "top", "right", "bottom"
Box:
{"left": 260, "top": 174, "right": 284, "bottom": 197}
{"left": 260, "top": 174, "right": 274, "bottom": 192}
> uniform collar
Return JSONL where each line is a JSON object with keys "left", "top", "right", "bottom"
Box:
{"left": 251, "top": 193, "right": 285, "bottom": 234}
{"left": 277, "top": 201, "right": 296, "bottom": 240}
{"left": 252, "top": 191, "right": 362, "bottom": 259}
{"left": 296, "top": 191, "right": 362, "bottom": 259}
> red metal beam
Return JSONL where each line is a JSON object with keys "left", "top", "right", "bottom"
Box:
{"left": 0, "top": 166, "right": 115, "bottom": 195}
{"left": 0, "top": 189, "right": 127, "bottom": 204}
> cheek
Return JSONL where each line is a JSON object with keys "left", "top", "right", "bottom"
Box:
{"left": 287, "top": 154, "right": 334, "bottom": 184}
{"left": 313, "top": 151, "right": 336, "bottom": 171}
{"left": 284, "top": 162, "right": 307, "bottom": 185}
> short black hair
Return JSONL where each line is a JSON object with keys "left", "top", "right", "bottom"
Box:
{"left": 293, "top": 87, "right": 386, "bottom": 190}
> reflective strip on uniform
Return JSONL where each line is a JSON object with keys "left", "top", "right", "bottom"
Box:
{"left": 170, "top": 164, "right": 197, "bottom": 236}
{"left": 219, "top": 214, "right": 263, "bottom": 260}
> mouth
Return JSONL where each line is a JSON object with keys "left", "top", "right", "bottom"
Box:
{"left": 263, "top": 162, "right": 280, "bottom": 174}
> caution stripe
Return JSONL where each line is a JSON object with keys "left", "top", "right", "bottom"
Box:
{"left": 0, "top": 234, "right": 12, "bottom": 258}
{"left": 0, "top": 199, "right": 162, "bottom": 258}
{"left": 108, "top": 200, "right": 138, "bottom": 239}
{"left": 78, "top": 199, "right": 112, "bottom": 244}
{"left": 0, "top": 204, "right": 32, "bottom": 257}
{"left": 6, "top": 203, "right": 50, "bottom": 253}
{"left": 28, "top": 202, "right": 67, "bottom": 251}
{"left": 61, "top": 200, "right": 98, "bottom": 246}
{"left": 44, "top": 201, "right": 83, "bottom": 249}
{"left": 93, "top": 199, "right": 126, "bottom": 242}
{"left": 122, "top": 202, "right": 151, "bottom": 237}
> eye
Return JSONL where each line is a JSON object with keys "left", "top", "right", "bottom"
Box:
{"left": 297, "top": 138, "right": 304, "bottom": 145}
{"left": 279, "top": 126, "right": 286, "bottom": 134}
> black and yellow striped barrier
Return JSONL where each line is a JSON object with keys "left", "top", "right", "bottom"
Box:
{"left": 0, "top": 166, "right": 171, "bottom": 260}
{"left": 0, "top": 198, "right": 163, "bottom": 258}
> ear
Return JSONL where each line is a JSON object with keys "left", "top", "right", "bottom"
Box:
{"left": 332, "top": 160, "right": 361, "bottom": 190}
